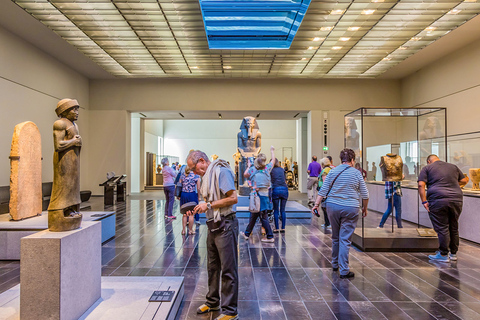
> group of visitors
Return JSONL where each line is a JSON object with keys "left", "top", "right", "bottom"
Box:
{"left": 240, "top": 146, "right": 290, "bottom": 242}
{"left": 161, "top": 157, "right": 201, "bottom": 235}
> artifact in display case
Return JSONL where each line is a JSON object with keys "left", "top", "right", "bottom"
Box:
{"left": 459, "top": 173, "right": 469, "bottom": 189}
{"left": 447, "top": 131, "right": 480, "bottom": 193}
{"left": 48, "top": 99, "right": 83, "bottom": 232}
{"left": 469, "top": 168, "right": 480, "bottom": 190}
{"left": 380, "top": 154, "right": 403, "bottom": 182}
{"left": 344, "top": 108, "right": 446, "bottom": 252}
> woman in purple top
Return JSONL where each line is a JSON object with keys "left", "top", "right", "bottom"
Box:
{"left": 162, "top": 158, "right": 177, "bottom": 219}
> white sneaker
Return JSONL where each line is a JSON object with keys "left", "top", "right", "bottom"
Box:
{"left": 449, "top": 253, "right": 458, "bottom": 261}
{"left": 240, "top": 231, "right": 249, "bottom": 240}
{"left": 261, "top": 238, "right": 274, "bottom": 243}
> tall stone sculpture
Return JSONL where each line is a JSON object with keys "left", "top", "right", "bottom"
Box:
{"left": 9, "top": 121, "right": 42, "bottom": 220}
{"left": 237, "top": 116, "right": 261, "bottom": 195}
{"left": 48, "top": 99, "right": 82, "bottom": 231}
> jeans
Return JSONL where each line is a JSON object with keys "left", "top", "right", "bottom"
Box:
{"left": 195, "top": 213, "right": 200, "bottom": 222}
{"left": 379, "top": 194, "right": 402, "bottom": 227}
{"left": 272, "top": 186, "right": 289, "bottom": 229}
{"left": 163, "top": 185, "right": 175, "bottom": 216}
{"left": 428, "top": 200, "right": 462, "bottom": 256}
{"left": 244, "top": 210, "right": 273, "bottom": 239}
{"left": 206, "top": 217, "right": 239, "bottom": 315}
{"left": 326, "top": 203, "right": 359, "bottom": 276}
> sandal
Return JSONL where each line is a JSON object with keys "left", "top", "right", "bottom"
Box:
{"left": 181, "top": 230, "right": 186, "bottom": 235}
{"left": 189, "top": 230, "right": 196, "bottom": 235}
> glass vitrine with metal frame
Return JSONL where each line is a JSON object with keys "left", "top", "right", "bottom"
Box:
{"left": 344, "top": 107, "right": 446, "bottom": 252}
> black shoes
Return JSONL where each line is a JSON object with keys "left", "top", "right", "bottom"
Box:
{"left": 340, "top": 272, "right": 355, "bottom": 279}
{"left": 332, "top": 267, "right": 339, "bottom": 271}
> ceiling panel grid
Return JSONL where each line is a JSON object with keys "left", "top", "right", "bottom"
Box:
{"left": 12, "top": 0, "right": 480, "bottom": 78}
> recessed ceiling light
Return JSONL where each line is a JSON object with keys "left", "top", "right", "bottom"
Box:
{"left": 464, "top": 0, "right": 477, "bottom": 2}
{"left": 320, "top": 26, "right": 333, "bottom": 31}
{"left": 323, "top": 58, "right": 332, "bottom": 61}
{"left": 447, "top": 9, "right": 461, "bottom": 14}
{"left": 332, "top": 46, "right": 342, "bottom": 50}
{"left": 301, "top": 57, "right": 307, "bottom": 60}
{"left": 330, "top": 10, "right": 345, "bottom": 15}
{"left": 425, "top": 27, "right": 437, "bottom": 32}
{"left": 191, "top": 66, "right": 199, "bottom": 69}
{"left": 308, "top": 46, "right": 317, "bottom": 50}
{"left": 371, "top": 0, "right": 384, "bottom": 2}
{"left": 313, "top": 37, "right": 323, "bottom": 42}
{"left": 339, "top": 37, "right": 350, "bottom": 41}
{"left": 348, "top": 27, "right": 360, "bottom": 31}
{"left": 382, "top": 57, "right": 391, "bottom": 61}
{"left": 398, "top": 46, "right": 407, "bottom": 50}
{"left": 410, "top": 37, "right": 422, "bottom": 41}
{"left": 362, "top": 9, "right": 376, "bottom": 15}
{"left": 223, "top": 66, "right": 232, "bottom": 69}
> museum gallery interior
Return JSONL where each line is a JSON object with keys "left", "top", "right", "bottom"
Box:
{"left": 3, "top": 0, "right": 480, "bottom": 319}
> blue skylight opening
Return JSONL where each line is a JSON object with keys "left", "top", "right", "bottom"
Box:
{"left": 199, "top": 0, "right": 312, "bottom": 50}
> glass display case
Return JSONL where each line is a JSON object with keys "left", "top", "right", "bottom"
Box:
{"left": 344, "top": 108, "right": 447, "bottom": 251}
{"left": 448, "top": 131, "right": 480, "bottom": 195}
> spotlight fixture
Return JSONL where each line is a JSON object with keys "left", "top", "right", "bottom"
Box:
{"left": 139, "top": 113, "right": 147, "bottom": 118}
{"left": 179, "top": 113, "right": 185, "bottom": 118}
{"left": 218, "top": 113, "right": 222, "bottom": 119}
{"left": 348, "top": 27, "right": 360, "bottom": 31}
{"left": 256, "top": 113, "right": 261, "bottom": 118}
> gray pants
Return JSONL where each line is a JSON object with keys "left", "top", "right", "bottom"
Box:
{"left": 206, "top": 216, "right": 239, "bottom": 316}
{"left": 307, "top": 177, "right": 318, "bottom": 204}
{"left": 326, "top": 203, "right": 359, "bottom": 276}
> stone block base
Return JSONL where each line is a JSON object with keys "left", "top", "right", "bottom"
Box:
{"left": 20, "top": 221, "right": 101, "bottom": 320}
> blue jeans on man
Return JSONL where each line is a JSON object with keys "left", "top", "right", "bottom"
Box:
{"left": 272, "top": 186, "right": 289, "bottom": 230}
{"left": 326, "top": 203, "right": 359, "bottom": 276}
{"left": 379, "top": 193, "right": 402, "bottom": 228}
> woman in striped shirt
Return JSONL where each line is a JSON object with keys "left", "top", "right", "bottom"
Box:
{"left": 312, "top": 149, "right": 369, "bottom": 279}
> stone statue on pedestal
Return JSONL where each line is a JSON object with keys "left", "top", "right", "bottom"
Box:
{"left": 237, "top": 116, "right": 261, "bottom": 195}
{"left": 48, "top": 99, "right": 83, "bottom": 231}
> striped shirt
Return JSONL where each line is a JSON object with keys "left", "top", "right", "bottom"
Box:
{"left": 318, "top": 164, "right": 369, "bottom": 208}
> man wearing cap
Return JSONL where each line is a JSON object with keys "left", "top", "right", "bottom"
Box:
{"left": 48, "top": 99, "right": 82, "bottom": 228}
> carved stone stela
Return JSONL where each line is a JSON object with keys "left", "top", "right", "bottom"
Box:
{"left": 9, "top": 121, "right": 43, "bottom": 220}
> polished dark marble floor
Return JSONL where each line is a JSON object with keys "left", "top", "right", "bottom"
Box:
{"left": 2, "top": 193, "right": 480, "bottom": 319}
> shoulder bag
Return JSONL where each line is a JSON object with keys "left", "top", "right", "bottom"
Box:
{"left": 321, "top": 166, "right": 351, "bottom": 208}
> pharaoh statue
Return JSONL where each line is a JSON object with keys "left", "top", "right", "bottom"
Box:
{"left": 345, "top": 117, "right": 360, "bottom": 154}
{"left": 48, "top": 99, "right": 83, "bottom": 231}
{"left": 237, "top": 116, "right": 262, "bottom": 194}
{"left": 419, "top": 116, "right": 444, "bottom": 162}
{"left": 380, "top": 153, "right": 403, "bottom": 182}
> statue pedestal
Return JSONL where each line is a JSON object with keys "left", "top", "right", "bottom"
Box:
{"left": 20, "top": 221, "right": 101, "bottom": 320}
{"left": 238, "top": 185, "right": 251, "bottom": 196}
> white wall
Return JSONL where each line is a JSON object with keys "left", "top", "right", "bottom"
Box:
{"left": 88, "top": 110, "right": 129, "bottom": 195}
{"left": 402, "top": 37, "right": 480, "bottom": 136}
{"left": 0, "top": 26, "right": 90, "bottom": 189}
{"left": 161, "top": 119, "right": 297, "bottom": 165}
{"left": 131, "top": 117, "right": 141, "bottom": 193}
